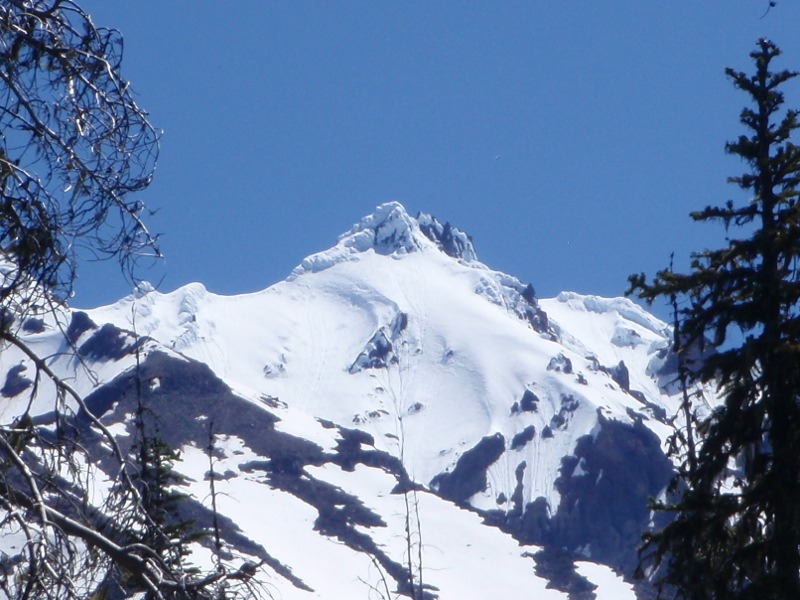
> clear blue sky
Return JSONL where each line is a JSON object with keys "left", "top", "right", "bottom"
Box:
{"left": 76, "top": 2, "right": 800, "bottom": 321}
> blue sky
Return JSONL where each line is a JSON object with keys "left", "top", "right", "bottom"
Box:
{"left": 76, "top": 2, "right": 800, "bottom": 321}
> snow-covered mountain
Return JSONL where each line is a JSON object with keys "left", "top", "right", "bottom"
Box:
{"left": 1, "top": 202, "right": 711, "bottom": 598}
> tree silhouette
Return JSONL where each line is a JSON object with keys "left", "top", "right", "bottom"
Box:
{"left": 0, "top": 3, "right": 267, "bottom": 598}
{"left": 630, "top": 39, "right": 800, "bottom": 599}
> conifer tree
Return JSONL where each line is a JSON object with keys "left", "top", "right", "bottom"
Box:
{"left": 630, "top": 38, "right": 800, "bottom": 599}
{"left": 135, "top": 434, "right": 203, "bottom": 598}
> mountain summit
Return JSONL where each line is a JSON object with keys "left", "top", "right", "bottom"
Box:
{"left": 1, "top": 203, "right": 709, "bottom": 598}
{"left": 292, "top": 202, "right": 477, "bottom": 277}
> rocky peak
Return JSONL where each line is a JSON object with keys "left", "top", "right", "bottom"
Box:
{"left": 291, "top": 202, "right": 480, "bottom": 277}
{"left": 339, "top": 202, "right": 478, "bottom": 261}
{"left": 340, "top": 202, "right": 424, "bottom": 255}
{"left": 417, "top": 211, "right": 477, "bottom": 262}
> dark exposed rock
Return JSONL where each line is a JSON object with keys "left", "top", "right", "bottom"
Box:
{"left": 520, "top": 389, "right": 539, "bottom": 412}
{"left": 74, "top": 351, "right": 319, "bottom": 591}
{"left": 76, "top": 350, "right": 436, "bottom": 597}
{"left": 549, "top": 411, "right": 674, "bottom": 574}
{"left": 592, "top": 359, "right": 668, "bottom": 424}
{"left": 417, "top": 212, "right": 477, "bottom": 261}
{"left": 391, "top": 311, "right": 409, "bottom": 336}
{"left": 626, "top": 407, "right": 645, "bottom": 423}
{"left": 550, "top": 396, "right": 580, "bottom": 430}
{"left": 609, "top": 361, "right": 630, "bottom": 392}
{"left": 349, "top": 312, "right": 409, "bottom": 373}
{"left": 362, "top": 204, "right": 421, "bottom": 255}
{"left": 486, "top": 461, "right": 527, "bottom": 529}
{"left": 79, "top": 324, "right": 142, "bottom": 361}
{"left": 528, "top": 547, "right": 597, "bottom": 599}
{"left": 407, "top": 401, "right": 424, "bottom": 415}
{"left": 629, "top": 390, "right": 669, "bottom": 422}
{"left": 523, "top": 304, "right": 550, "bottom": 334}
{"left": 329, "top": 426, "right": 401, "bottom": 474}
{"left": 349, "top": 329, "right": 395, "bottom": 372}
{"left": 561, "top": 393, "right": 579, "bottom": 411}
{"left": 1, "top": 364, "right": 32, "bottom": 398}
{"left": 547, "top": 353, "right": 573, "bottom": 374}
{"left": 485, "top": 412, "right": 673, "bottom": 581}
{"left": 512, "top": 389, "right": 540, "bottom": 415}
{"left": 522, "top": 283, "right": 537, "bottom": 305}
{"left": 66, "top": 311, "right": 95, "bottom": 344}
{"left": 22, "top": 318, "right": 45, "bottom": 333}
{"left": 430, "top": 433, "right": 505, "bottom": 504}
{"left": 511, "top": 426, "right": 536, "bottom": 450}
{"left": 520, "top": 496, "right": 552, "bottom": 544}
{"left": 259, "top": 394, "right": 287, "bottom": 409}
{"left": 511, "top": 461, "right": 526, "bottom": 515}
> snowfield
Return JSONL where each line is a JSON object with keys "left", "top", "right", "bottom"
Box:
{"left": 2, "top": 202, "right": 707, "bottom": 598}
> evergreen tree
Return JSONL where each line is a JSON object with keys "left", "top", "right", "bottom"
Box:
{"left": 128, "top": 340, "right": 203, "bottom": 599}
{"left": 630, "top": 39, "right": 800, "bottom": 599}
{"left": 138, "top": 436, "right": 201, "bottom": 571}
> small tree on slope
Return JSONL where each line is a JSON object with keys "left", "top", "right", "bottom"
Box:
{"left": 629, "top": 39, "right": 800, "bottom": 599}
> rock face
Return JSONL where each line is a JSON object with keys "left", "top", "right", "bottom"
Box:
{"left": 430, "top": 433, "right": 506, "bottom": 503}
{"left": 80, "top": 350, "right": 413, "bottom": 593}
{"left": 0, "top": 203, "right": 714, "bottom": 599}
{"left": 417, "top": 211, "right": 478, "bottom": 261}
{"left": 1, "top": 363, "right": 31, "bottom": 398}
{"left": 349, "top": 312, "right": 408, "bottom": 373}
{"left": 551, "top": 415, "right": 674, "bottom": 571}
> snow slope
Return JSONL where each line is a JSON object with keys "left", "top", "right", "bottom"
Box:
{"left": 90, "top": 204, "right": 676, "bottom": 509}
{"left": 1, "top": 202, "right": 699, "bottom": 598}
